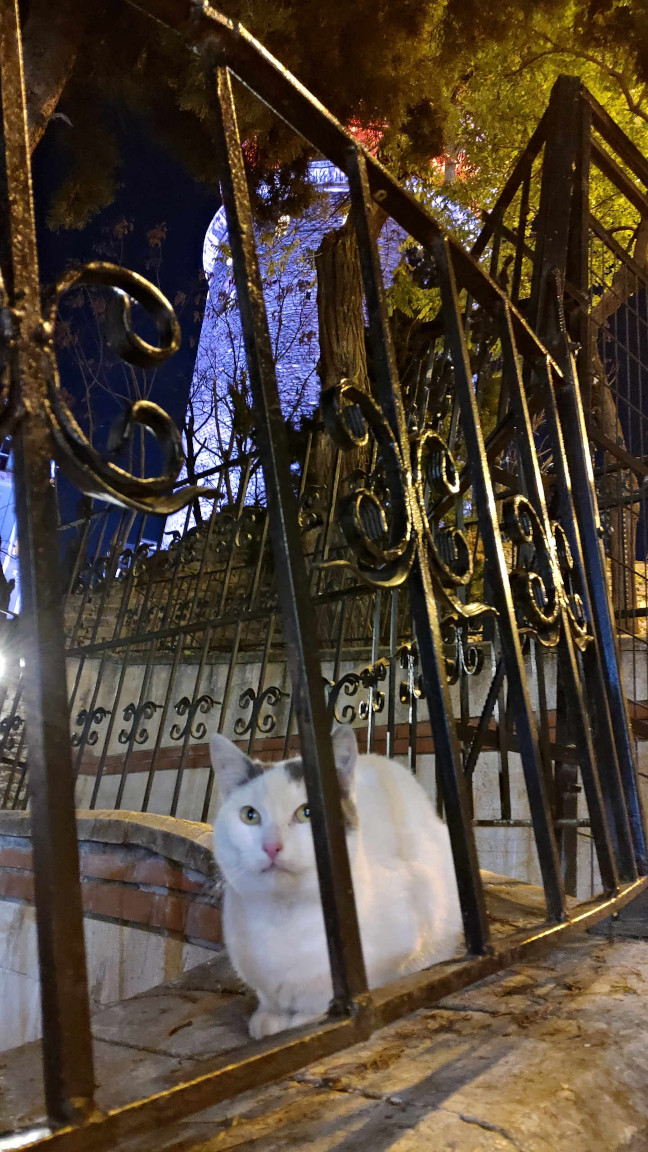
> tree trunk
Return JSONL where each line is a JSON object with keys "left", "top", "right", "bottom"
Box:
{"left": 22, "top": 0, "right": 86, "bottom": 151}
{"left": 310, "top": 207, "right": 386, "bottom": 499}
{"left": 315, "top": 220, "right": 371, "bottom": 393}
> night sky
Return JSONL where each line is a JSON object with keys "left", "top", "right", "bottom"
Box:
{"left": 32, "top": 107, "right": 220, "bottom": 552}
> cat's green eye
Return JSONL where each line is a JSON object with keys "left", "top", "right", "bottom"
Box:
{"left": 240, "top": 805, "right": 261, "bottom": 825}
{"left": 294, "top": 803, "right": 311, "bottom": 823}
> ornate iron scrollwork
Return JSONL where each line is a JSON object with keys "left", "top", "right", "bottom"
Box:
{"left": 234, "top": 685, "right": 289, "bottom": 736}
{"left": 442, "top": 618, "right": 485, "bottom": 685}
{"left": 71, "top": 706, "right": 112, "bottom": 747}
{"left": 503, "top": 494, "right": 560, "bottom": 645}
{"left": 320, "top": 378, "right": 495, "bottom": 641}
{"left": 0, "top": 713, "right": 23, "bottom": 752}
{"left": 170, "top": 694, "right": 220, "bottom": 741}
{"left": 324, "top": 657, "right": 388, "bottom": 724}
{"left": 398, "top": 641, "right": 424, "bottom": 706}
{"left": 552, "top": 521, "right": 588, "bottom": 648}
{"left": 118, "top": 700, "right": 163, "bottom": 745}
{"left": 320, "top": 378, "right": 416, "bottom": 588}
{"left": 502, "top": 495, "right": 589, "bottom": 650}
{"left": 42, "top": 262, "right": 219, "bottom": 514}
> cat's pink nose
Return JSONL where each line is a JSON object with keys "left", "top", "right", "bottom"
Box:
{"left": 262, "top": 841, "right": 283, "bottom": 861}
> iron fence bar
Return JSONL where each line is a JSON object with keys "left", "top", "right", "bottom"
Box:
{"left": 470, "top": 120, "right": 547, "bottom": 261}
{"left": 538, "top": 357, "right": 637, "bottom": 879}
{"left": 66, "top": 509, "right": 112, "bottom": 649}
{"left": 0, "top": 677, "right": 22, "bottom": 805}
{"left": 584, "top": 89, "right": 648, "bottom": 187}
{"left": 511, "top": 167, "right": 531, "bottom": 305}
{"left": 164, "top": 474, "right": 234, "bottom": 814}
{"left": 552, "top": 319, "right": 647, "bottom": 871}
{"left": 499, "top": 303, "right": 619, "bottom": 893}
{"left": 433, "top": 236, "right": 566, "bottom": 922}
{"left": 531, "top": 642, "right": 554, "bottom": 808}
{"left": 75, "top": 516, "right": 155, "bottom": 792}
{"left": 0, "top": 0, "right": 95, "bottom": 1123}
{"left": 208, "top": 60, "right": 369, "bottom": 1012}
{"left": 347, "top": 146, "right": 490, "bottom": 953}
{"left": 463, "top": 657, "right": 505, "bottom": 780}
{"left": 62, "top": 503, "right": 92, "bottom": 599}
{"left": 366, "top": 591, "right": 381, "bottom": 754}
{"left": 526, "top": 75, "right": 646, "bottom": 871}
{"left": 63, "top": 581, "right": 370, "bottom": 660}
{"left": 589, "top": 214, "right": 648, "bottom": 285}
{"left": 386, "top": 590, "right": 398, "bottom": 759}
{"left": 590, "top": 137, "right": 648, "bottom": 217}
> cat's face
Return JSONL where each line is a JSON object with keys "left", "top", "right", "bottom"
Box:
{"left": 211, "top": 727, "right": 358, "bottom": 898}
{"left": 214, "top": 761, "right": 319, "bottom": 896}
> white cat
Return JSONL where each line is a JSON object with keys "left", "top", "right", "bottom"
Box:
{"left": 210, "top": 725, "right": 463, "bottom": 1039}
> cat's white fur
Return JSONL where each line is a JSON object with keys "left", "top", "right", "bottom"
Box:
{"left": 211, "top": 726, "right": 463, "bottom": 1039}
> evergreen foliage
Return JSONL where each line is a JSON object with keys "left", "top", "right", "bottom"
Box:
{"left": 28, "top": 0, "right": 648, "bottom": 232}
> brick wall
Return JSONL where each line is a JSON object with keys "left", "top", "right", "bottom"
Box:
{"left": 0, "top": 810, "right": 223, "bottom": 950}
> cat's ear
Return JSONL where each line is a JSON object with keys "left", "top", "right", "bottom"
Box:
{"left": 210, "top": 734, "right": 259, "bottom": 802}
{"left": 331, "top": 725, "right": 358, "bottom": 795}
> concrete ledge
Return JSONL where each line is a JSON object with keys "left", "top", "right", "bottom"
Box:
{"left": 0, "top": 809, "right": 222, "bottom": 948}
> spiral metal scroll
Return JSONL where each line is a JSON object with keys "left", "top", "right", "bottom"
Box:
{"left": 552, "top": 521, "right": 589, "bottom": 649}
{"left": 320, "top": 378, "right": 416, "bottom": 588}
{"left": 40, "top": 262, "right": 219, "bottom": 514}
{"left": 170, "top": 694, "right": 220, "bottom": 741}
{"left": 234, "top": 685, "right": 289, "bottom": 736}
{"left": 324, "top": 657, "right": 388, "bottom": 724}
{"left": 320, "top": 378, "right": 494, "bottom": 633}
{"left": 118, "top": 700, "right": 163, "bottom": 745}
{"left": 442, "top": 618, "right": 485, "bottom": 685}
{"left": 503, "top": 495, "right": 589, "bottom": 649}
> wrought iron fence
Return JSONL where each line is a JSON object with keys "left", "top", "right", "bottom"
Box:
{"left": 0, "top": 3, "right": 646, "bottom": 1147}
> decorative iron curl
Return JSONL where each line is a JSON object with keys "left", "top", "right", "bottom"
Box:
{"left": 552, "top": 521, "right": 589, "bottom": 650}
{"left": 118, "top": 700, "right": 163, "bottom": 746}
{"left": 324, "top": 671, "right": 362, "bottom": 724}
{"left": 324, "top": 658, "right": 388, "bottom": 724}
{"left": 502, "top": 495, "right": 560, "bottom": 644}
{"left": 413, "top": 429, "right": 472, "bottom": 589}
{"left": 42, "top": 263, "right": 219, "bottom": 514}
{"left": 0, "top": 713, "right": 24, "bottom": 752}
{"left": 71, "top": 706, "right": 112, "bottom": 747}
{"left": 234, "top": 685, "right": 289, "bottom": 736}
{"left": 319, "top": 378, "right": 415, "bottom": 588}
{"left": 170, "top": 694, "right": 220, "bottom": 741}
{"left": 441, "top": 617, "right": 485, "bottom": 686}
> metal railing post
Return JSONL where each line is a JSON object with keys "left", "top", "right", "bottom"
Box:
{"left": 0, "top": 0, "right": 96, "bottom": 1124}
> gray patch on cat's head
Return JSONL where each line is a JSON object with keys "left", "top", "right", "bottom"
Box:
{"left": 282, "top": 757, "right": 305, "bottom": 783}
{"left": 210, "top": 733, "right": 266, "bottom": 802}
{"left": 282, "top": 755, "right": 358, "bottom": 831}
{"left": 242, "top": 758, "right": 265, "bottom": 782}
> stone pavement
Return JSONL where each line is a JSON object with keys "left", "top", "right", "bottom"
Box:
{"left": 115, "top": 934, "right": 648, "bottom": 1152}
{"left": 2, "top": 877, "right": 648, "bottom": 1150}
